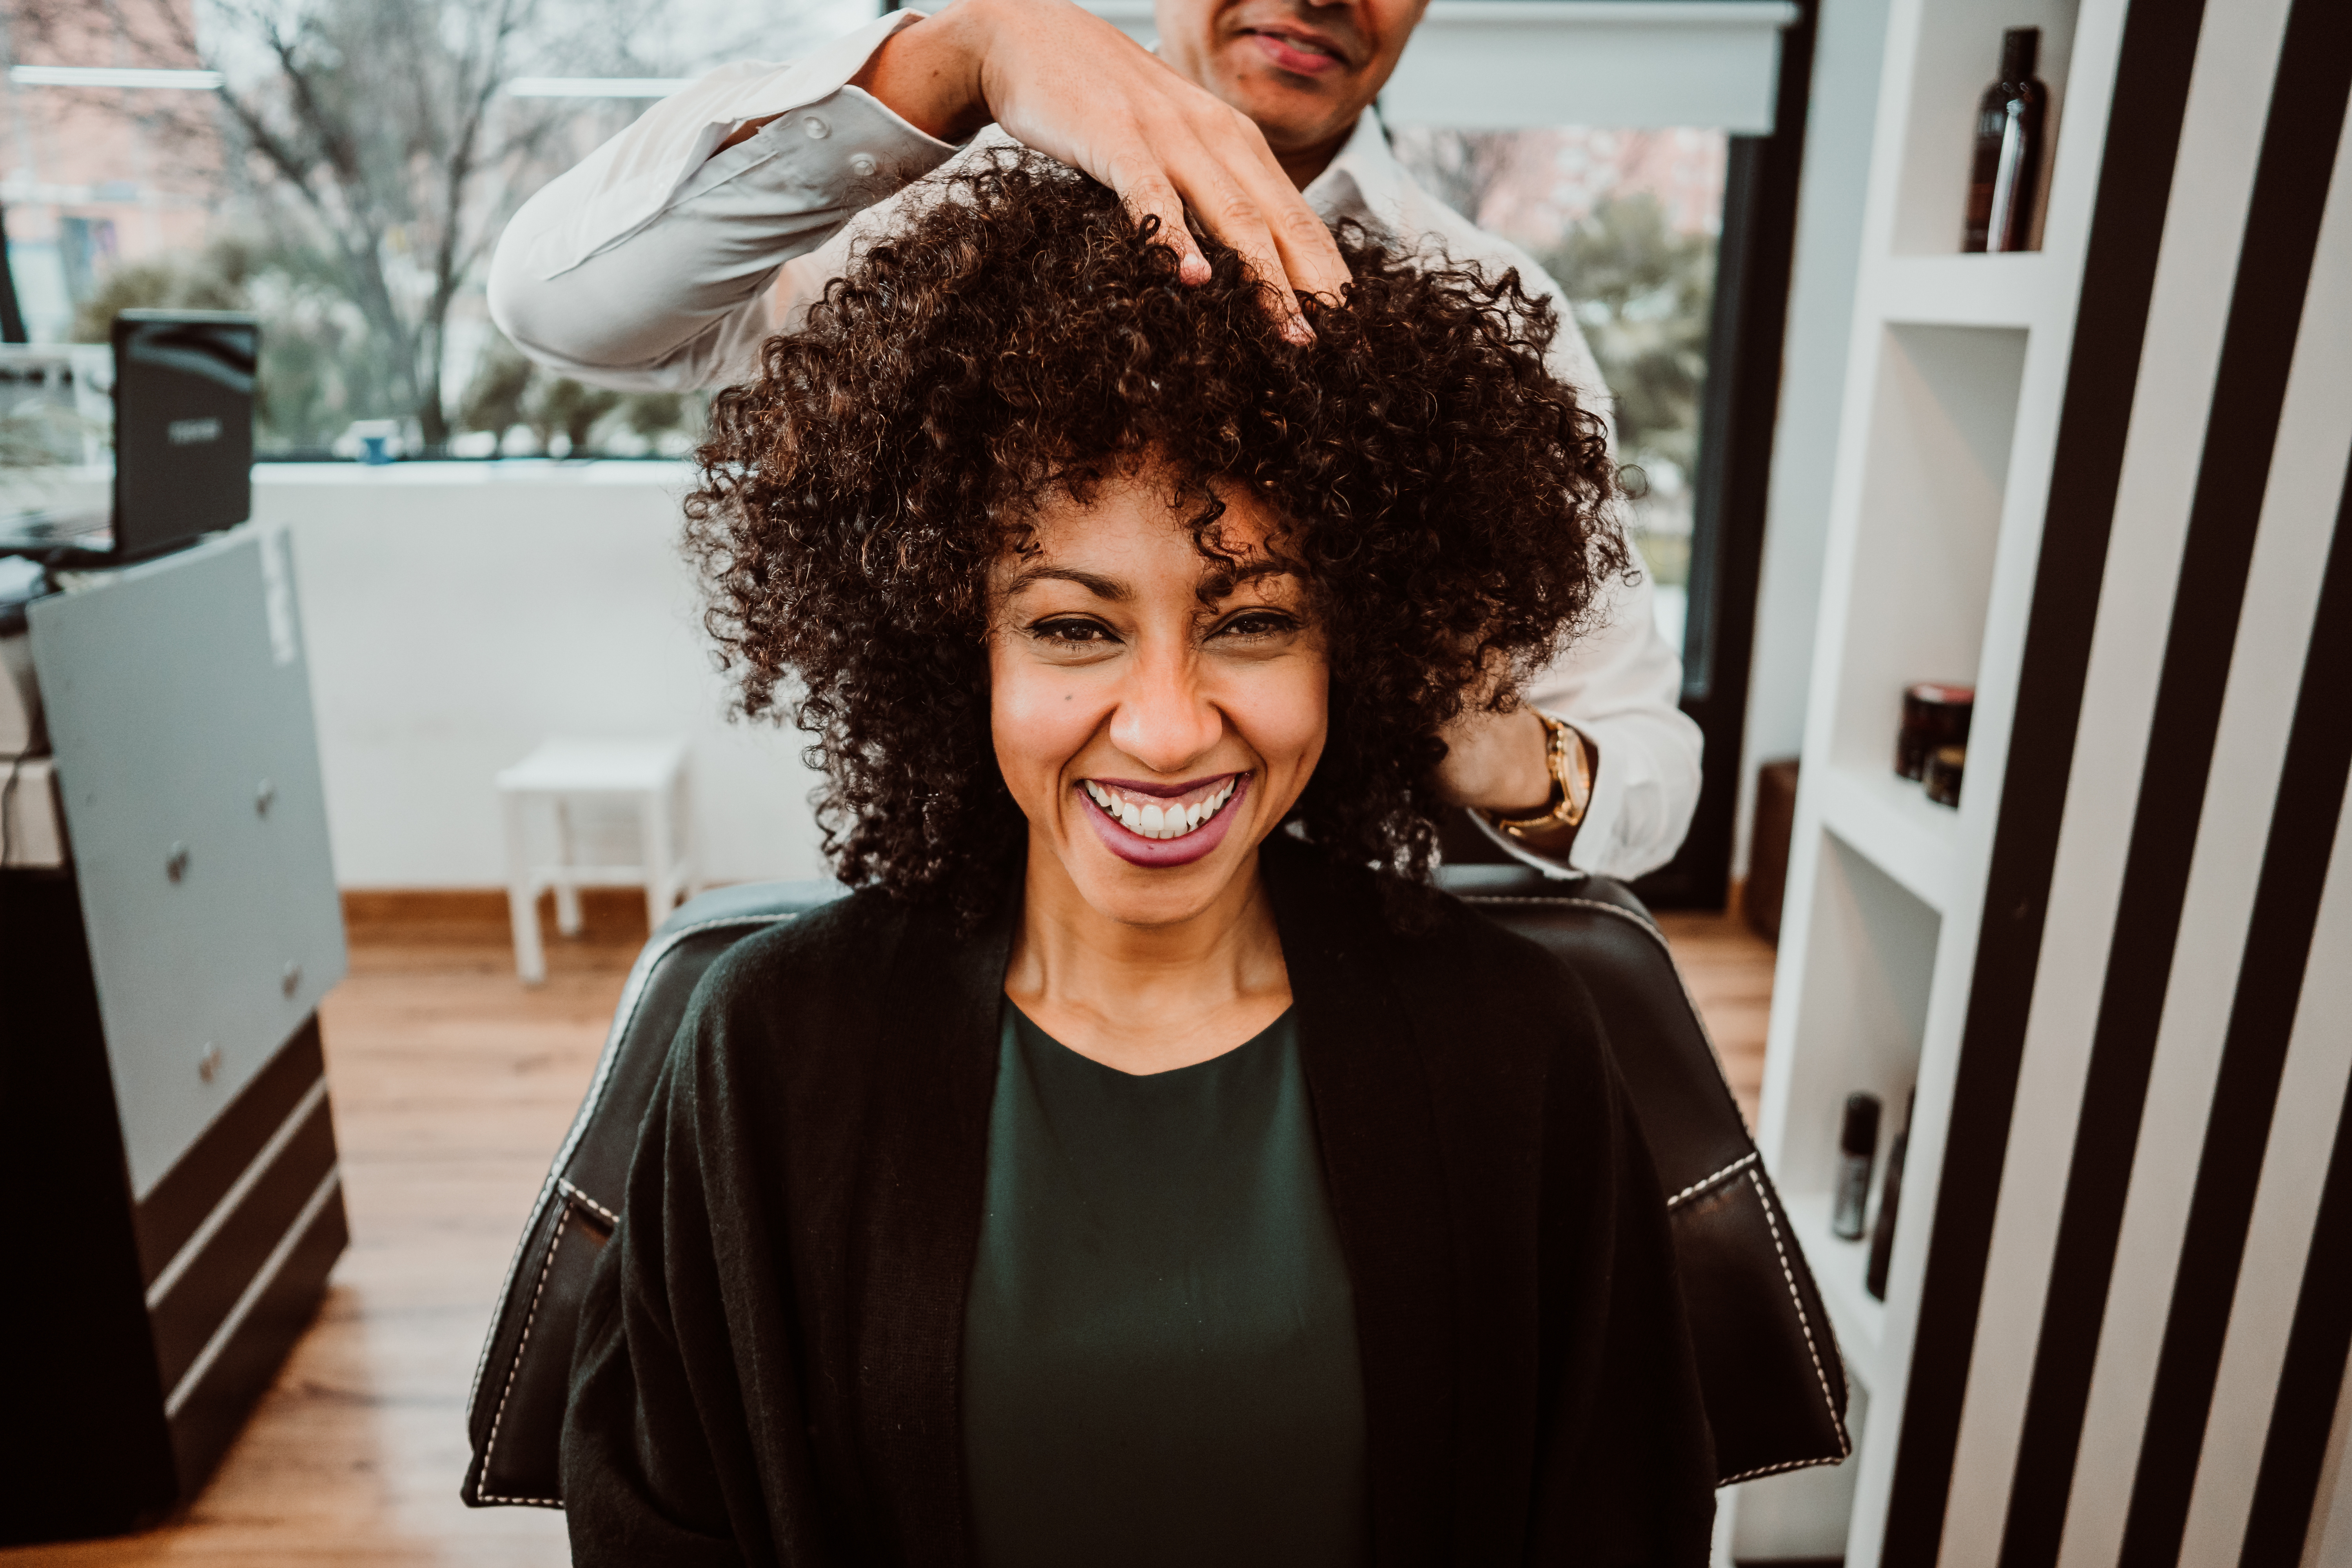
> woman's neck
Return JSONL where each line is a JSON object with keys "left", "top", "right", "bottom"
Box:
{"left": 1003, "top": 841, "right": 1293, "bottom": 1076}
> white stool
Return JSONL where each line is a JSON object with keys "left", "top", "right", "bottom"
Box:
{"left": 495, "top": 737, "right": 695, "bottom": 984}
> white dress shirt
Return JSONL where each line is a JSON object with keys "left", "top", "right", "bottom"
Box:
{"left": 487, "top": 10, "right": 1703, "bottom": 879}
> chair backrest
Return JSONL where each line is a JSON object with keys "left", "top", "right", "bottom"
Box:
{"left": 1435, "top": 866, "right": 1850, "bottom": 1485}
{"left": 462, "top": 867, "right": 1847, "bottom": 1510}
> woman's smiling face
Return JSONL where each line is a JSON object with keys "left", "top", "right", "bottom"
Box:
{"left": 988, "top": 470, "right": 1327, "bottom": 929}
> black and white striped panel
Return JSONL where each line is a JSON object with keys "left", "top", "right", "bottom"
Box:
{"left": 136, "top": 1017, "right": 349, "bottom": 1487}
{"left": 1875, "top": 0, "right": 2352, "bottom": 1563}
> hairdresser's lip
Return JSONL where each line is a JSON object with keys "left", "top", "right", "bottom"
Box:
{"left": 1237, "top": 22, "right": 1354, "bottom": 74}
{"left": 1078, "top": 773, "right": 1252, "bottom": 868}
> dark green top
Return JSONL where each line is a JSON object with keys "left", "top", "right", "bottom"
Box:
{"left": 960, "top": 1004, "right": 1369, "bottom": 1568}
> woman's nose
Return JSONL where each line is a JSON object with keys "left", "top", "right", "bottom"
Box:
{"left": 1108, "top": 651, "right": 1222, "bottom": 775}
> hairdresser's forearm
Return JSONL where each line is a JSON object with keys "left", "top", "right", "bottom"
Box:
{"left": 489, "top": 14, "right": 951, "bottom": 387}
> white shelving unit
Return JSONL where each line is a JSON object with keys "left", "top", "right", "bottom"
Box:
{"left": 1722, "top": 0, "right": 2130, "bottom": 1563}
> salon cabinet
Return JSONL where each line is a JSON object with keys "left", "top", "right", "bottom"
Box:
{"left": 0, "top": 530, "right": 348, "bottom": 1544}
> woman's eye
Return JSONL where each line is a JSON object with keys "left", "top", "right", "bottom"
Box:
{"left": 1032, "top": 618, "right": 1115, "bottom": 646}
{"left": 1214, "top": 611, "right": 1297, "bottom": 640}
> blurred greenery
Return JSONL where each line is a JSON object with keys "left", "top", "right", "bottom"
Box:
{"left": 1540, "top": 194, "right": 1715, "bottom": 588}
{"left": 1539, "top": 192, "right": 1716, "bottom": 481}
{"left": 74, "top": 245, "right": 704, "bottom": 457}
{"left": 72, "top": 236, "right": 401, "bottom": 451}
{"left": 459, "top": 332, "right": 702, "bottom": 457}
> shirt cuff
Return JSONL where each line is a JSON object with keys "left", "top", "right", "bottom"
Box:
{"left": 1560, "top": 722, "right": 1632, "bottom": 875}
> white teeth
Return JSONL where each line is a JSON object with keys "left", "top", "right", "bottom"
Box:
{"left": 1085, "top": 776, "right": 1243, "bottom": 838}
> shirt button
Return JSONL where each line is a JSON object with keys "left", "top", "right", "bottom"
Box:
{"left": 849, "top": 152, "right": 877, "bottom": 177}
{"left": 802, "top": 114, "right": 829, "bottom": 140}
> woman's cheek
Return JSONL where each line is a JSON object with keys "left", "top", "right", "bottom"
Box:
{"left": 990, "top": 659, "right": 1110, "bottom": 796}
{"left": 1222, "top": 655, "right": 1330, "bottom": 784}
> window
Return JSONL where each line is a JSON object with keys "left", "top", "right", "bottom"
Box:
{"left": 1389, "top": 125, "right": 1729, "bottom": 655}
{"left": 0, "top": 0, "right": 875, "bottom": 459}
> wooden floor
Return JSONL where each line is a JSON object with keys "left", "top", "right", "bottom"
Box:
{"left": 1655, "top": 907, "right": 1775, "bottom": 1129}
{"left": 9, "top": 895, "right": 1775, "bottom": 1566}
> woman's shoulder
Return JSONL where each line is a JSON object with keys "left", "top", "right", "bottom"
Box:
{"left": 681, "top": 884, "right": 913, "bottom": 1048}
{"left": 1415, "top": 883, "right": 1607, "bottom": 1036}
{"left": 1267, "top": 842, "right": 1602, "bottom": 1033}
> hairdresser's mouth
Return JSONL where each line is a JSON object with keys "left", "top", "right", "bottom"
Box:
{"left": 1237, "top": 22, "right": 1353, "bottom": 74}
{"left": 1078, "top": 772, "right": 1254, "bottom": 869}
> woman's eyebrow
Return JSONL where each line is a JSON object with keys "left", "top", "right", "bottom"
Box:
{"left": 1004, "top": 565, "right": 1131, "bottom": 602}
{"left": 1204, "top": 560, "right": 1295, "bottom": 599}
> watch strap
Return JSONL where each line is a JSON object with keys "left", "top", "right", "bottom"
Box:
{"left": 1490, "top": 712, "right": 1591, "bottom": 839}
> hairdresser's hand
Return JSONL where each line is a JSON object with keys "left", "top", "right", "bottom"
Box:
{"left": 1436, "top": 702, "right": 1588, "bottom": 858}
{"left": 850, "top": 0, "right": 1350, "bottom": 339}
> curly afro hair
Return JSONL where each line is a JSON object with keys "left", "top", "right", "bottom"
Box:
{"left": 686, "top": 148, "right": 1629, "bottom": 921}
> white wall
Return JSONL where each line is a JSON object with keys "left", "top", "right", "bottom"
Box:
{"left": 257, "top": 462, "right": 830, "bottom": 889}
{"left": 1732, "top": 0, "right": 1893, "bottom": 880}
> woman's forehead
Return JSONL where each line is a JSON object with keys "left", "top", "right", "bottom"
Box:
{"left": 1029, "top": 465, "right": 1280, "bottom": 543}
{"left": 999, "top": 472, "right": 1292, "bottom": 593}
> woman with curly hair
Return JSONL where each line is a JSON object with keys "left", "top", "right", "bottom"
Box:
{"left": 561, "top": 151, "right": 1714, "bottom": 1567}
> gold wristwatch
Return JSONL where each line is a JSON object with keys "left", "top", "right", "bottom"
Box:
{"left": 1488, "top": 712, "right": 1592, "bottom": 842}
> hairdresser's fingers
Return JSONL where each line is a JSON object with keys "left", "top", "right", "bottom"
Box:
{"left": 1128, "top": 134, "right": 1307, "bottom": 322}
{"left": 1074, "top": 114, "right": 1318, "bottom": 338}
{"left": 1157, "top": 134, "right": 1332, "bottom": 320}
{"left": 1258, "top": 190, "right": 1353, "bottom": 305}
{"left": 1127, "top": 98, "right": 1348, "bottom": 309}
{"left": 1183, "top": 105, "right": 1351, "bottom": 303}
{"left": 1098, "top": 145, "right": 1215, "bottom": 285}
{"left": 956, "top": 0, "right": 1342, "bottom": 321}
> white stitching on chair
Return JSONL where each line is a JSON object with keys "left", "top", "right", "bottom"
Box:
{"left": 474, "top": 1204, "right": 573, "bottom": 1507}
{"left": 557, "top": 1177, "right": 618, "bottom": 1227}
{"left": 1740, "top": 1167, "right": 1851, "bottom": 1474}
{"left": 466, "top": 912, "right": 785, "bottom": 1430}
{"left": 1467, "top": 888, "right": 1842, "bottom": 1480}
{"left": 1720, "top": 1450, "right": 1849, "bottom": 1485}
{"left": 1664, "top": 1151, "right": 1757, "bottom": 1210}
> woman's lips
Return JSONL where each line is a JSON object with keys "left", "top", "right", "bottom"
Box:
{"left": 1243, "top": 27, "right": 1347, "bottom": 75}
{"left": 1079, "top": 773, "right": 1253, "bottom": 869}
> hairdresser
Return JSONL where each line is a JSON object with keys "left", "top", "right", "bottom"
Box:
{"left": 487, "top": 0, "right": 1703, "bottom": 878}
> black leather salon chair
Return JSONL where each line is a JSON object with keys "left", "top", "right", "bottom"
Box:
{"left": 463, "top": 864, "right": 1848, "bottom": 1508}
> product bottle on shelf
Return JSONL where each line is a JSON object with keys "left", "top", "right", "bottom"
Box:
{"left": 1962, "top": 27, "right": 2049, "bottom": 253}
{"left": 1832, "top": 1093, "right": 1882, "bottom": 1241}
{"left": 1867, "top": 1089, "right": 1915, "bottom": 1301}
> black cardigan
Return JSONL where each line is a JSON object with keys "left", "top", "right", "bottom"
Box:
{"left": 561, "top": 840, "right": 1717, "bottom": 1565}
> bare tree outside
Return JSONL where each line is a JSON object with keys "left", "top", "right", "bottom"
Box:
{"left": 7, "top": 0, "right": 771, "bottom": 452}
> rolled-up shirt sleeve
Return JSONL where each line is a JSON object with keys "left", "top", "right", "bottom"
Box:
{"left": 487, "top": 10, "right": 955, "bottom": 390}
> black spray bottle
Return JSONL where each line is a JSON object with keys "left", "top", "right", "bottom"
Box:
{"left": 1831, "top": 1093, "right": 1882, "bottom": 1241}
